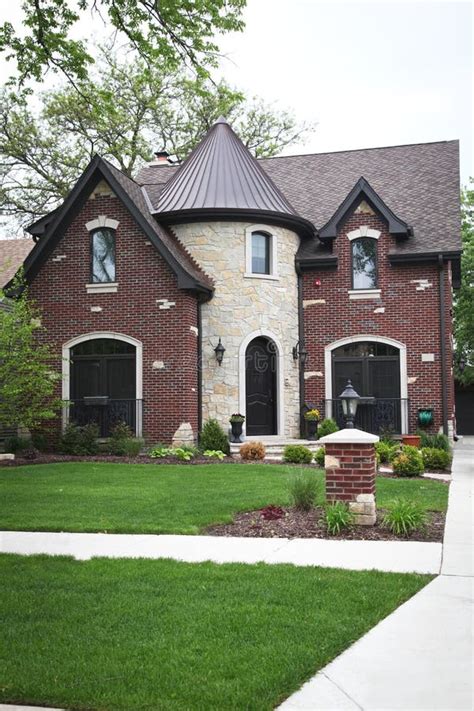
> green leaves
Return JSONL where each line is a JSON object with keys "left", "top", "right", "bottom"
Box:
{"left": 454, "top": 179, "right": 474, "bottom": 385}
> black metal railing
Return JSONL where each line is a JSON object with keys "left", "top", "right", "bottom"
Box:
{"left": 69, "top": 398, "right": 143, "bottom": 437}
{"left": 324, "top": 398, "right": 409, "bottom": 435}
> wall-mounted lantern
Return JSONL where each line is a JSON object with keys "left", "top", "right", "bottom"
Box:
{"left": 214, "top": 338, "right": 225, "bottom": 366}
{"left": 292, "top": 340, "right": 308, "bottom": 366}
{"left": 339, "top": 379, "right": 360, "bottom": 429}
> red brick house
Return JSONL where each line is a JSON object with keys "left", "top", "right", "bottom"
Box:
{"left": 3, "top": 118, "right": 461, "bottom": 444}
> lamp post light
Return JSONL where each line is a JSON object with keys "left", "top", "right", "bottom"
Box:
{"left": 292, "top": 340, "right": 308, "bottom": 366}
{"left": 214, "top": 338, "right": 225, "bottom": 366}
{"left": 339, "top": 379, "right": 360, "bottom": 429}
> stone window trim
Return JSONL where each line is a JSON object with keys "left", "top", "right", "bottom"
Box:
{"left": 86, "top": 216, "right": 120, "bottom": 288}
{"left": 244, "top": 225, "right": 279, "bottom": 279}
{"left": 86, "top": 282, "right": 118, "bottom": 294}
{"left": 348, "top": 288, "right": 381, "bottom": 300}
{"left": 85, "top": 216, "right": 120, "bottom": 232}
{"left": 323, "top": 334, "right": 409, "bottom": 434}
{"left": 61, "top": 331, "right": 143, "bottom": 436}
{"left": 347, "top": 226, "right": 381, "bottom": 241}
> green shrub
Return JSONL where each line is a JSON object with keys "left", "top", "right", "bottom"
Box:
{"left": 382, "top": 499, "right": 428, "bottom": 536}
{"left": 107, "top": 422, "right": 143, "bottom": 456}
{"left": 199, "top": 418, "right": 230, "bottom": 455}
{"left": 288, "top": 471, "right": 320, "bottom": 511}
{"left": 59, "top": 422, "right": 99, "bottom": 455}
{"left": 417, "top": 431, "right": 451, "bottom": 452}
{"left": 314, "top": 446, "right": 325, "bottom": 467}
{"left": 391, "top": 445, "right": 424, "bottom": 477}
{"left": 326, "top": 502, "right": 354, "bottom": 535}
{"left": 203, "top": 449, "right": 226, "bottom": 460}
{"left": 317, "top": 418, "right": 339, "bottom": 438}
{"left": 283, "top": 444, "right": 313, "bottom": 464}
{"left": 149, "top": 444, "right": 173, "bottom": 458}
{"left": 375, "top": 440, "right": 399, "bottom": 464}
{"left": 31, "top": 431, "right": 48, "bottom": 452}
{"left": 421, "top": 447, "right": 451, "bottom": 471}
{"left": 173, "top": 447, "right": 195, "bottom": 461}
{"left": 4, "top": 435, "right": 31, "bottom": 453}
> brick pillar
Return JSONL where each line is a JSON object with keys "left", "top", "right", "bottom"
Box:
{"left": 319, "top": 429, "right": 379, "bottom": 526}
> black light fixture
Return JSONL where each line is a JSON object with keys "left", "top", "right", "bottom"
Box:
{"left": 339, "top": 379, "right": 360, "bottom": 429}
{"left": 292, "top": 340, "right": 308, "bottom": 366}
{"left": 459, "top": 356, "right": 466, "bottom": 373}
{"left": 214, "top": 338, "right": 225, "bottom": 366}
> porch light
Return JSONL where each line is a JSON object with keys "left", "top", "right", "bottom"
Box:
{"left": 214, "top": 338, "right": 225, "bottom": 366}
{"left": 339, "top": 379, "right": 360, "bottom": 429}
{"left": 292, "top": 340, "right": 308, "bottom": 366}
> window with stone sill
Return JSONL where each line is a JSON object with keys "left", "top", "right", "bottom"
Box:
{"left": 245, "top": 228, "right": 277, "bottom": 278}
{"left": 351, "top": 237, "right": 377, "bottom": 290}
{"left": 91, "top": 228, "right": 115, "bottom": 283}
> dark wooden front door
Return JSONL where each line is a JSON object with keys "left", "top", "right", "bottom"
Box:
{"left": 246, "top": 337, "right": 277, "bottom": 436}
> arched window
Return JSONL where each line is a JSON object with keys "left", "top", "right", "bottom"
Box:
{"left": 251, "top": 231, "right": 271, "bottom": 274}
{"left": 352, "top": 237, "right": 377, "bottom": 289}
{"left": 91, "top": 228, "right": 115, "bottom": 283}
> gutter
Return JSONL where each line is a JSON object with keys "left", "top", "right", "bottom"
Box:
{"left": 297, "top": 272, "right": 305, "bottom": 438}
{"left": 438, "top": 254, "right": 449, "bottom": 436}
{"left": 197, "top": 301, "right": 203, "bottom": 438}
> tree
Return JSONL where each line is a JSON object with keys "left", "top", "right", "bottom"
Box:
{"left": 453, "top": 179, "right": 474, "bottom": 385}
{"left": 0, "top": 274, "right": 62, "bottom": 431}
{"left": 0, "top": 0, "right": 245, "bottom": 88}
{"left": 0, "top": 48, "right": 315, "bottom": 230}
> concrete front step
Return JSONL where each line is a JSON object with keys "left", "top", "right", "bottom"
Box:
{"left": 230, "top": 439, "right": 323, "bottom": 459}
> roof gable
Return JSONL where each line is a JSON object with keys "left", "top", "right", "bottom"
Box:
{"left": 318, "top": 177, "right": 411, "bottom": 240}
{"left": 19, "top": 156, "right": 213, "bottom": 296}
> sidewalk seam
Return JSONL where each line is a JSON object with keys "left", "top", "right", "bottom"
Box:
{"left": 321, "top": 671, "right": 365, "bottom": 710}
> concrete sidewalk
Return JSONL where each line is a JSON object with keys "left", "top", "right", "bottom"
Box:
{"left": 279, "top": 436, "right": 474, "bottom": 710}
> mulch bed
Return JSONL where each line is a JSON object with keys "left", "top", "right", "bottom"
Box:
{"left": 204, "top": 505, "right": 445, "bottom": 542}
{"left": 0, "top": 453, "right": 232, "bottom": 467}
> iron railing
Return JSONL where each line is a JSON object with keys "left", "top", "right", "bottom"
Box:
{"left": 324, "top": 398, "right": 409, "bottom": 435}
{"left": 69, "top": 398, "right": 143, "bottom": 437}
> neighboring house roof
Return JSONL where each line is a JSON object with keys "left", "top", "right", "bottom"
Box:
{"left": 0, "top": 239, "right": 34, "bottom": 288}
{"left": 151, "top": 116, "right": 315, "bottom": 239}
{"left": 137, "top": 139, "right": 462, "bottom": 258}
{"left": 20, "top": 156, "right": 213, "bottom": 297}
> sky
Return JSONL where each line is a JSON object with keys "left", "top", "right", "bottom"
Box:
{"left": 0, "top": 0, "right": 472, "bottom": 187}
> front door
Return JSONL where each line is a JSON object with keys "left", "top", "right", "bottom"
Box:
{"left": 246, "top": 337, "right": 277, "bottom": 436}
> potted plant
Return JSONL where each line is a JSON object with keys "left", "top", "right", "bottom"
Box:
{"left": 402, "top": 434, "right": 422, "bottom": 448}
{"left": 229, "top": 413, "right": 245, "bottom": 443}
{"left": 304, "top": 408, "right": 320, "bottom": 440}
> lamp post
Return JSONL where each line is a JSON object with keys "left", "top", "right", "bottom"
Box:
{"left": 339, "top": 379, "right": 360, "bottom": 429}
{"left": 214, "top": 338, "right": 225, "bottom": 366}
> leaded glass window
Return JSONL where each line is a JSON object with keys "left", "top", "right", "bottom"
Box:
{"left": 251, "top": 232, "right": 271, "bottom": 274}
{"left": 352, "top": 238, "right": 377, "bottom": 289}
{"left": 92, "top": 228, "right": 115, "bottom": 283}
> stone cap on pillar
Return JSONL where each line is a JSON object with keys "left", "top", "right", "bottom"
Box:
{"left": 318, "top": 428, "right": 380, "bottom": 444}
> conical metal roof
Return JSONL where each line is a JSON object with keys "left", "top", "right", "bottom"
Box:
{"left": 154, "top": 117, "right": 314, "bottom": 237}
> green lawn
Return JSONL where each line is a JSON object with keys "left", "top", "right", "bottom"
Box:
{"left": 0, "top": 462, "right": 448, "bottom": 534}
{"left": 0, "top": 554, "right": 430, "bottom": 710}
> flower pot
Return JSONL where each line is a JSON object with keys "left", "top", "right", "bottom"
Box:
{"left": 306, "top": 419, "right": 318, "bottom": 441}
{"left": 402, "top": 435, "right": 421, "bottom": 448}
{"left": 230, "top": 420, "right": 244, "bottom": 443}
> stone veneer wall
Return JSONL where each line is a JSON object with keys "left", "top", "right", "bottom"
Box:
{"left": 173, "top": 221, "right": 301, "bottom": 438}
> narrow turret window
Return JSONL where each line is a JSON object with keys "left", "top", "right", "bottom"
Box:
{"left": 251, "top": 231, "right": 271, "bottom": 274}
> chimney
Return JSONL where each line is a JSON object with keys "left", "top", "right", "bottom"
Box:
{"left": 154, "top": 150, "right": 171, "bottom": 164}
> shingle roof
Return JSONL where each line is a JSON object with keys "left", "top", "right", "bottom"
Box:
{"left": 137, "top": 140, "right": 462, "bottom": 256}
{"left": 151, "top": 116, "right": 314, "bottom": 238}
{"left": 0, "top": 239, "right": 34, "bottom": 288}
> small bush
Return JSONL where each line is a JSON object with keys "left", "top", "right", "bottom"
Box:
{"left": 240, "top": 441, "right": 266, "bottom": 461}
{"left": 375, "top": 440, "right": 399, "bottom": 464}
{"left": 173, "top": 447, "right": 195, "bottom": 461}
{"left": 391, "top": 445, "right": 424, "bottom": 477}
{"left": 4, "top": 435, "right": 31, "bottom": 453}
{"left": 107, "top": 422, "right": 143, "bottom": 456}
{"left": 317, "top": 418, "right": 339, "bottom": 438}
{"left": 326, "top": 502, "right": 354, "bottom": 535}
{"left": 314, "top": 446, "right": 325, "bottom": 467}
{"left": 149, "top": 444, "right": 173, "bottom": 458}
{"left": 31, "top": 431, "right": 48, "bottom": 452}
{"left": 203, "top": 449, "right": 226, "bottom": 460}
{"left": 288, "top": 470, "right": 320, "bottom": 511}
{"left": 283, "top": 444, "right": 313, "bottom": 464}
{"left": 199, "top": 419, "right": 230, "bottom": 455}
{"left": 59, "top": 422, "right": 99, "bottom": 455}
{"left": 382, "top": 499, "right": 428, "bottom": 537}
{"left": 421, "top": 447, "right": 451, "bottom": 471}
{"left": 417, "top": 431, "right": 451, "bottom": 452}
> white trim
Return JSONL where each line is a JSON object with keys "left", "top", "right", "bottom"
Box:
{"left": 243, "top": 273, "right": 280, "bottom": 281}
{"left": 324, "top": 334, "right": 408, "bottom": 434}
{"left": 347, "top": 226, "right": 381, "bottom": 241}
{"left": 62, "top": 332, "right": 143, "bottom": 436}
{"left": 238, "top": 329, "right": 285, "bottom": 437}
{"left": 348, "top": 289, "right": 381, "bottom": 300}
{"left": 86, "top": 282, "right": 118, "bottom": 294}
{"left": 245, "top": 224, "right": 278, "bottom": 278}
{"left": 85, "top": 216, "right": 120, "bottom": 231}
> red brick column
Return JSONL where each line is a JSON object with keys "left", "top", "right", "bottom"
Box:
{"left": 320, "top": 431, "right": 378, "bottom": 525}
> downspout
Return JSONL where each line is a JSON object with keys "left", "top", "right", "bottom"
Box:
{"left": 438, "top": 254, "right": 448, "bottom": 435}
{"left": 297, "top": 271, "right": 305, "bottom": 438}
{"left": 197, "top": 300, "right": 203, "bottom": 439}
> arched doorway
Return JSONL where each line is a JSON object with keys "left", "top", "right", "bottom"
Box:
{"left": 245, "top": 336, "right": 278, "bottom": 436}
{"left": 330, "top": 340, "right": 404, "bottom": 434}
{"left": 67, "top": 336, "right": 139, "bottom": 436}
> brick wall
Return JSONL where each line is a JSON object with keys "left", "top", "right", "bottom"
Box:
{"left": 303, "top": 210, "right": 455, "bottom": 435}
{"left": 29, "top": 190, "right": 199, "bottom": 444}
